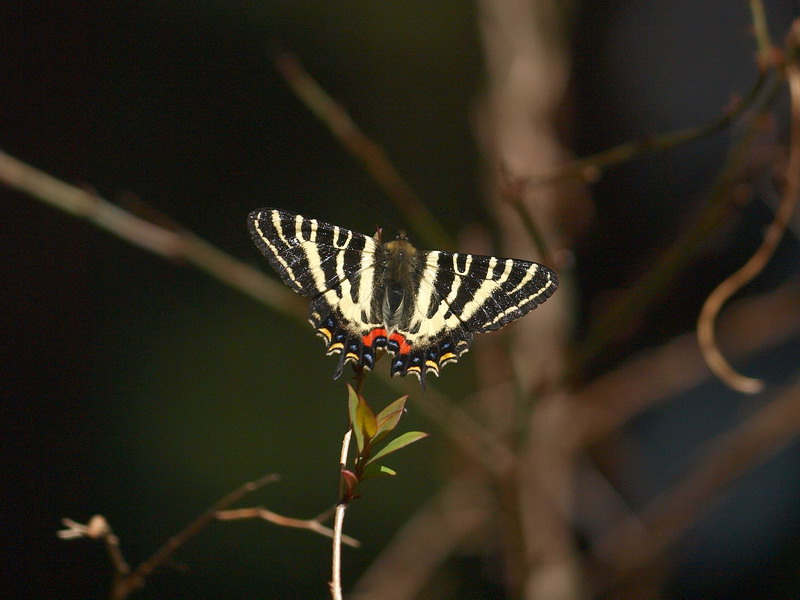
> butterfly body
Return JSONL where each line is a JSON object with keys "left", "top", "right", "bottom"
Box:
{"left": 248, "top": 208, "right": 558, "bottom": 387}
{"left": 376, "top": 238, "right": 421, "bottom": 329}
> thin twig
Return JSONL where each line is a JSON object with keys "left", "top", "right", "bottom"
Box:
{"left": 531, "top": 0, "right": 772, "bottom": 190}
{"left": 331, "top": 503, "right": 348, "bottom": 600}
{"left": 274, "top": 51, "right": 454, "bottom": 251}
{"left": 216, "top": 506, "right": 360, "bottom": 548}
{"left": 697, "top": 61, "right": 800, "bottom": 394}
{"left": 312, "top": 504, "right": 338, "bottom": 525}
{"left": 526, "top": 72, "right": 767, "bottom": 188}
{"left": 498, "top": 163, "right": 552, "bottom": 260}
{"left": 110, "top": 473, "right": 279, "bottom": 600}
{"left": 58, "top": 515, "right": 131, "bottom": 577}
{"left": 749, "top": 0, "right": 774, "bottom": 70}
{"left": 59, "top": 475, "right": 279, "bottom": 600}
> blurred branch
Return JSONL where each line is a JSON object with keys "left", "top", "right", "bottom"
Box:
{"left": 476, "top": 0, "right": 580, "bottom": 597}
{"left": 595, "top": 379, "right": 800, "bottom": 584}
{"left": 59, "top": 474, "right": 279, "bottom": 600}
{"left": 698, "top": 57, "right": 800, "bottom": 394}
{"left": 528, "top": 0, "right": 773, "bottom": 189}
{"left": 274, "top": 51, "right": 454, "bottom": 251}
{"left": 571, "top": 2, "right": 790, "bottom": 377}
{"left": 576, "top": 278, "right": 800, "bottom": 445}
{"left": 749, "top": 0, "right": 774, "bottom": 70}
{"left": 498, "top": 163, "right": 552, "bottom": 260}
{"left": 573, "top": 79, "right": 783, "bottom": 377}
{"left": 0, "top": 150, "right": 305, "bottom": 320}
{"left": 526, "top": 72, "right": 767, "bottom": 188}
{"left": 350, "top": 474, "right": 494, "bottom": 600}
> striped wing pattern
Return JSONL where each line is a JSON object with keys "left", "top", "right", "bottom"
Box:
{"left": 248, "top": 208, "right": 558, "bottom": 387}
{"left": 386, "top": 251, "right": 557, "bottom": 385}
{"left": 248, "top": 208, "right": 384, "bottom": 375}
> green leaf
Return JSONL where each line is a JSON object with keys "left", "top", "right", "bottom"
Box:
{"left": 357, "top": 394, "right": 377, "bottom": 441}
{"left": 348, "top": 384, "right": 377, "bottom": 452}
{"left": 360, "top": 463, "right": 397, "bottom": 480}
{"left": 347, "top": 384, "right": 364, "bottom": 453}
{"left": 372, "top": 395, "right": 408, "bottom": 446}
{"left": 366, "top": 431, "right": 428, "bottom": 466}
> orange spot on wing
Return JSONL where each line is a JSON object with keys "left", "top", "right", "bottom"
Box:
{"left": 362, "top": 328, "right": 388, "bottom": 347}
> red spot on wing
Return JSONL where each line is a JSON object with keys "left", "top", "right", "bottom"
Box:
{"left": 362, "top": 328, "right": 388, "bottom": 347}
{"left": 389, "top": 332, "right": 412, "bottom": 355}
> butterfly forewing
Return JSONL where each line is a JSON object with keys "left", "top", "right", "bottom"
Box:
{"left": 248, "top": 208, "right": 377, "bottom": 297}
{"left": 249, "top": 208, "right": 384, "bottom": 371}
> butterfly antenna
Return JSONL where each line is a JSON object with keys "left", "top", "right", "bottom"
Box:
{"left": 355, "top": 195, "right": 404, "bottom": 241}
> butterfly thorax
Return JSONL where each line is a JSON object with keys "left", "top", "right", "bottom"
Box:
{"left": 380, "top": 238, "right": 421, "bottom": 330}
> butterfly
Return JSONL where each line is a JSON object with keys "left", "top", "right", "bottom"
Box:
{"left": 248, "top": 208, "right": 558, "bottom": 387}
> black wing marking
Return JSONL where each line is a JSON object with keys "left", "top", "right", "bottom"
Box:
{"left": 248, "top": 208, "right": 376, "bottom": 298}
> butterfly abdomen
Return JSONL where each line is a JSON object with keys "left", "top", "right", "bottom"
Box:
{"left": 379, "top": 239, "right": 423, "bottom": 331}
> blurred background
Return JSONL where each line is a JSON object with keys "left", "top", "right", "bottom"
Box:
{"left": 2, "top": 1, "right": 800, "bottom": 599}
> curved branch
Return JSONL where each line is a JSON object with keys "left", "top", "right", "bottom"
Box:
{"left": 698, "top": 50, "right": 800, "bottom": 394}
{"left": 573, "top": 72, "right": 786, "bottom": 377}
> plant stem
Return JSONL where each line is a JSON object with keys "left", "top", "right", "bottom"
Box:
{"left": 330, "top": 502, "right": 348, "bottom": 600}
{"left": 331, "top": 429, "right": 353, "bottom": 599}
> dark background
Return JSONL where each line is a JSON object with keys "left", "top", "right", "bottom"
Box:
{"left": 3, "top": 2, "right": 799, "bottom": 598}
